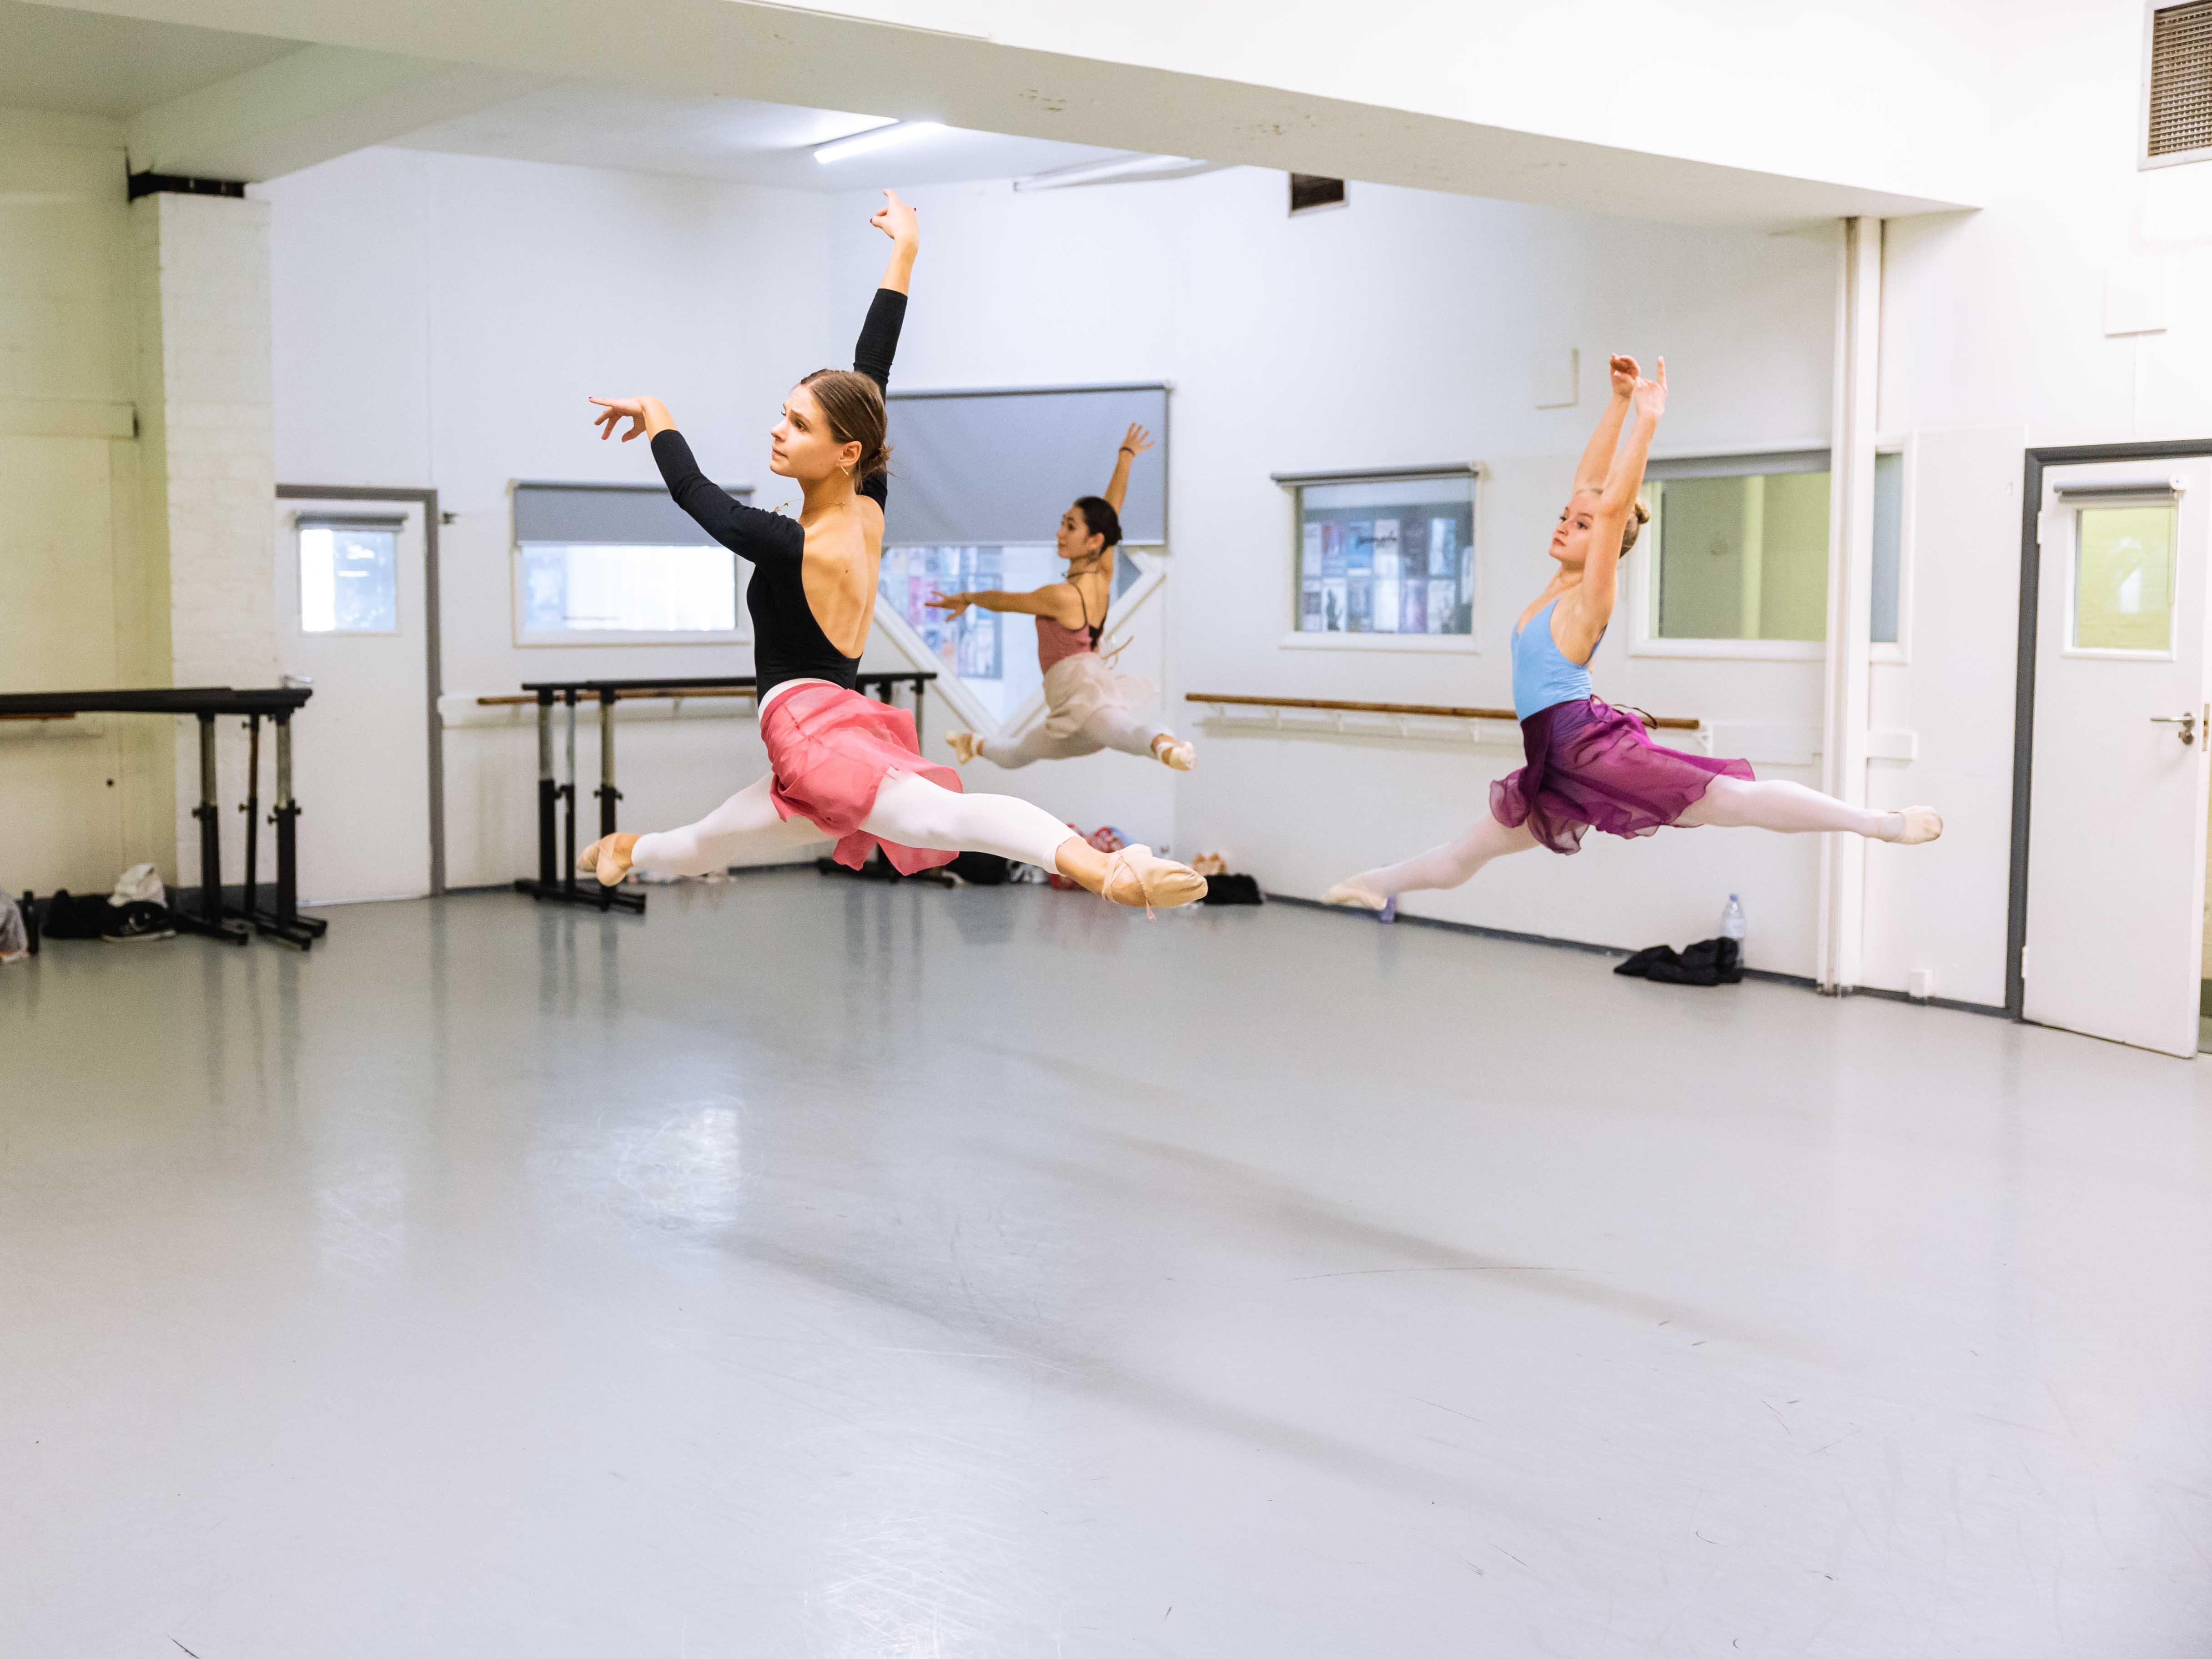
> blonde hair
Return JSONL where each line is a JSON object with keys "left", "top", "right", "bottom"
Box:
{"left": 1620, "top": 498, "right": 1651, "bottom": 557}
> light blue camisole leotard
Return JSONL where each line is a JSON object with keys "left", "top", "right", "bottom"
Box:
{"left": 1511, "top": 596, "right": 1595, "bottom": 720}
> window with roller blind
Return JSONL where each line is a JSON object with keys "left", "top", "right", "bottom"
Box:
{"left": 510, "top": 480, "right": 752, "bottom": 644}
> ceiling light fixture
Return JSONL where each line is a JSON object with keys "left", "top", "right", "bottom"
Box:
{"left": 814, "top": 121, "right": 945, "bottom": 164}
{"left": 1012, "top": 153, "right": 1212, "bottom": 191}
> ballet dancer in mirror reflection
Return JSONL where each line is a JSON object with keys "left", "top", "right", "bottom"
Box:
{"left": 573, "top": 191, "right": 1205, "bottom": 911}
{"left": 1323, "top": 354, "right": 1941, "bottom": 920}
{"left": 929, "top": 425, "right": 1195, "bottom": 773}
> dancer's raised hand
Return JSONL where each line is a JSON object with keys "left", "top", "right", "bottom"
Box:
{"left": 1634, "top": 358, "right": 1667, "bottom": 421}
{"left": 590, "top": 396, "right": 654, "bottom": 442}
{"left": 1608, "top": 355, "right": 1639, "bottom": 399}
{"left": 1119, "top": 423, "right": 1155, "bottom": 458}
{"left": 870, "top": 189, "right": 919, "bottom": 246}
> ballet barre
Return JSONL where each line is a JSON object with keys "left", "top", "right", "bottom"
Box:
{"left": 1185, "top": 693, "right": 1699, "bottom": 729}
{"left": 1185, "top": 692, "right": 1707, "bottom": 750}
{"left": 510, "top": 672, "right": 937, "bottom": 914}
{"left": 0, "top": 684, "right": 326, "bottom": 950}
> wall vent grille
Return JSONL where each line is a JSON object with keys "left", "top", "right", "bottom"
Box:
{"left": 2149, "top": 0, "right": 2212, "bottom": 159}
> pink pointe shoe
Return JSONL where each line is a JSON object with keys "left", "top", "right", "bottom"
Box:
{"left": 1321, "top": 881, "right": 1396, "bottom": 922}
{"left": 575, "top": 834, "right": 637, "bottom": 887}
{"left": 946, "top": 731, "right": 980, "bottom": 765}
{"left": 1097, "top": 845, "right": 1207, "bottom": 916}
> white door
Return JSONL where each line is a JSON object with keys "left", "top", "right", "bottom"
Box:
{"left": 273, "top": 498, "right": 432, "bottom": 905}
{"left": 2025, "top": 457, "right": 2212, "bottom": 1057}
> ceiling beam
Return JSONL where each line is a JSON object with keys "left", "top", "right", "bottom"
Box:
{"left": 40, "top": 0, "right": 1980, "bottom": 224}
{"left": 126, "top": 43, "right": 537, "bottom": 181}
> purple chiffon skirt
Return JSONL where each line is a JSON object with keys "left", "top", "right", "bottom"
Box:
{"left": 1490, "top": 696, "right": 1754, "bottom": 855}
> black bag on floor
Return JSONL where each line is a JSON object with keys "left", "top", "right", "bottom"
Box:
{"left": 37, "top": 890, "right": 115, "bottom": 940}
{"left": 1199, "top": 873, "right": 1263, "bottom": 905}
{"left": 947, "top": 851, "right": 1012, "bottom": 885}
{"left": 1614, "top": 936, "right": 1742, "bottom": 986}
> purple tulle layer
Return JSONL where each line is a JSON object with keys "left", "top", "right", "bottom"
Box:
{"left": 1490, "top": 696, "right": 1754, "bottom": 855}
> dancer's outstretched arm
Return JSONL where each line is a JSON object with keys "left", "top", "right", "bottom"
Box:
{"left": 1558, "top": 359, "right": 1664, "bottom": 660}
{"left": 589, "top": 395, "right": 805, "bottom": 572}
{"left": 1101, "top": 422, "right": 1153, "bottom": 513}
{"left": 928, "top": 586, "right": 1077, "bottom": 620}
{"left": 1572, "top": 356, "right": 1639, "bottom": 494}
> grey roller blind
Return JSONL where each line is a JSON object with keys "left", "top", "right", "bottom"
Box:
{"left": 884, "top": 384, "right": 1167, "bottom": 547}
{"left": 513, "top": 480, "right": 750, "bottom": 546}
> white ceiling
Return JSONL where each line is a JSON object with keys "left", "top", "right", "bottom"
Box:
{"left": 387, "top": 86, "right": 1141, "bottom": 192}
{"left": 0, "top": 0, "right": 301, "bottom": 118}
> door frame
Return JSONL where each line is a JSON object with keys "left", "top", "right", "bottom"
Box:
{"left": 2008, "top": 439, "right": 2212, "bottom": 1018}
{"left": 275, "top": 484, "right": 445, "bottom": 895}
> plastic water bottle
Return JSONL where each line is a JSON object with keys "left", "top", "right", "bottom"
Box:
{"left": 1720, "top": 894, "right": 1747, "bottom": 943}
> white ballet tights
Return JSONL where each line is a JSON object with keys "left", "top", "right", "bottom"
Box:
{"left": 1349, "top": 776, "right": 1901, "bottom": 900}
{"left": 1673, "top": 775, "right": 1902, "bottom": 838}
{"left": 1348, "top": 812, "right": 1542, "bottom": 899}
{"left": 629, "top": 770, "right": 1076, "bottom": 876}
{"left": 978, "top": 707, "right": 1169, "bottom": 770}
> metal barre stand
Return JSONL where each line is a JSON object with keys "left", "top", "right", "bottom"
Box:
{"left": 512, "top": 673, "right": 938, "bottom": 915}
{"left": 0, "top": 686, "right": 326, "bottom": 950}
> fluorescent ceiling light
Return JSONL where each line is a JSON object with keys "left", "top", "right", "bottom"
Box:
{"left": 814, "top": 121, "right": 945, "bottom": 164}
{"left": 1013, "top": 154, "right": 1212, "bottom": 191}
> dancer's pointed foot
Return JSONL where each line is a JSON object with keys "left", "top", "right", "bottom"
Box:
{"left": 1882, "top": 805, "right": 1943, "bottom": 846}
{"left": 576, "top": 832, "right": 640, "bottom": 886}
{"left": 1152, "top": 734, "right": 1196, "bottom": 771}
{"left": 946, "top": 730, "right": 980, "bottom": 765}
{"left": 1096, "top": 844, "right": 1206, "bottom": 915}
{"left": 1322, "top": 879, "right": 1391, "bottom": 913}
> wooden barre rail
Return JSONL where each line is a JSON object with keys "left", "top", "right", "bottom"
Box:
{"left": 1186, "top": 693, "right": 1701, "bottom": 732}
{"left": 476, "top": 688, "right": 760, "bottom": 706}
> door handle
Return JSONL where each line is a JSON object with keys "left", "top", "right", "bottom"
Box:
{"left": 2151, "top": 712, "right": 2197, "bottom": 744}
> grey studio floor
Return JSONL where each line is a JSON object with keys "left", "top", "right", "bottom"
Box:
{"left": 3, "top": 872, "right": 2209, "bottom": 1658}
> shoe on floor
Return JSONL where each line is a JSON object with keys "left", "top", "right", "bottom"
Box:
{"left": 946, "top": 730, "right": 980, "bottom": 765}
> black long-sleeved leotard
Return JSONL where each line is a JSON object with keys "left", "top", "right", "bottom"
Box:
{"left": 650, "top": 286, "right": 906, "bottom": 696}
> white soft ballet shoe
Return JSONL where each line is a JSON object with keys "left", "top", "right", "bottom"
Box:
{"left": 1153, "top": 736, "right": 1196, "bottom": 772}
{"left": 946, "top": 730, "right": 980, "bottom": 765}
{"left": 1887, "top": 805, "right": 1943, "bottom": 846}
{"left": 576, "top": 834, "right": 637, "bottom": 886}
{"left": 1097, "top": 844, "right": 1207, "bottom": 915}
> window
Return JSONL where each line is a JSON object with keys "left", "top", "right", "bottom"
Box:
{"left": 521, "top": 545, "right": 738, "bottom": 636}
{"left": 2071, "top": 499, "right": 2178, "bottom": 653}
{"left": 2145, "top": 0, "right": 2212, "bottom": 169}
{"left": 1870, "top": 449, "right": 1904, "bottom": 646}
{"left": 1642, "top": 453, "right": 1830, "bottom": 648}
{"left": 878, "top": 545, "right": 1146, "bottom": 728}
{"left": 1277, "top": 469, "right": 1477, "bottom": 646}
{"left": 298, "top": 518, "right": 399, "bottom": 634}
{"left": 512, "top": 481, "right": 747, "bottom": 644}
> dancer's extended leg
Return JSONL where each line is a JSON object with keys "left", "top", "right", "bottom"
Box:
{"left": 1325, "top": 810, "right": 1541, "bottom": 909}
{"left": 624, "top": 775, "right": 825, "bottom": 877}
{"left": 1676, "top": 776, "right": 1938, "bottom": 841}
{"left": 864, "top": 771, "right": 1204, "bottom": 909}
{"left": 972, "top": 724, "right": 1102, "bottom": 770}
{"left": 1081, "top": 706, "right": 1194, "bottom": 770}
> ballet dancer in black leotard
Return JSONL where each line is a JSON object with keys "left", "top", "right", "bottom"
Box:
{"left": 575, "top": 193, "right": 1204, "bottom": 910}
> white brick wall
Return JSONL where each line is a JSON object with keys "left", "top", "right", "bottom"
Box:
{"left": 133, "top": 191, "right": 278, "bottom": 887}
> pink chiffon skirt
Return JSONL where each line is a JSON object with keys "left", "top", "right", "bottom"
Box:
{"left": 1491, "top": 696, "right": 1753, "bottom": 855}
{"left": 761, "top": 682, "right": 963, "bottom": 875}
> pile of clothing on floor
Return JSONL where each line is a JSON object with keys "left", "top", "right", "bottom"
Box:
{"left": 23, "top": 864, "right": 180, "bottom": 950}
